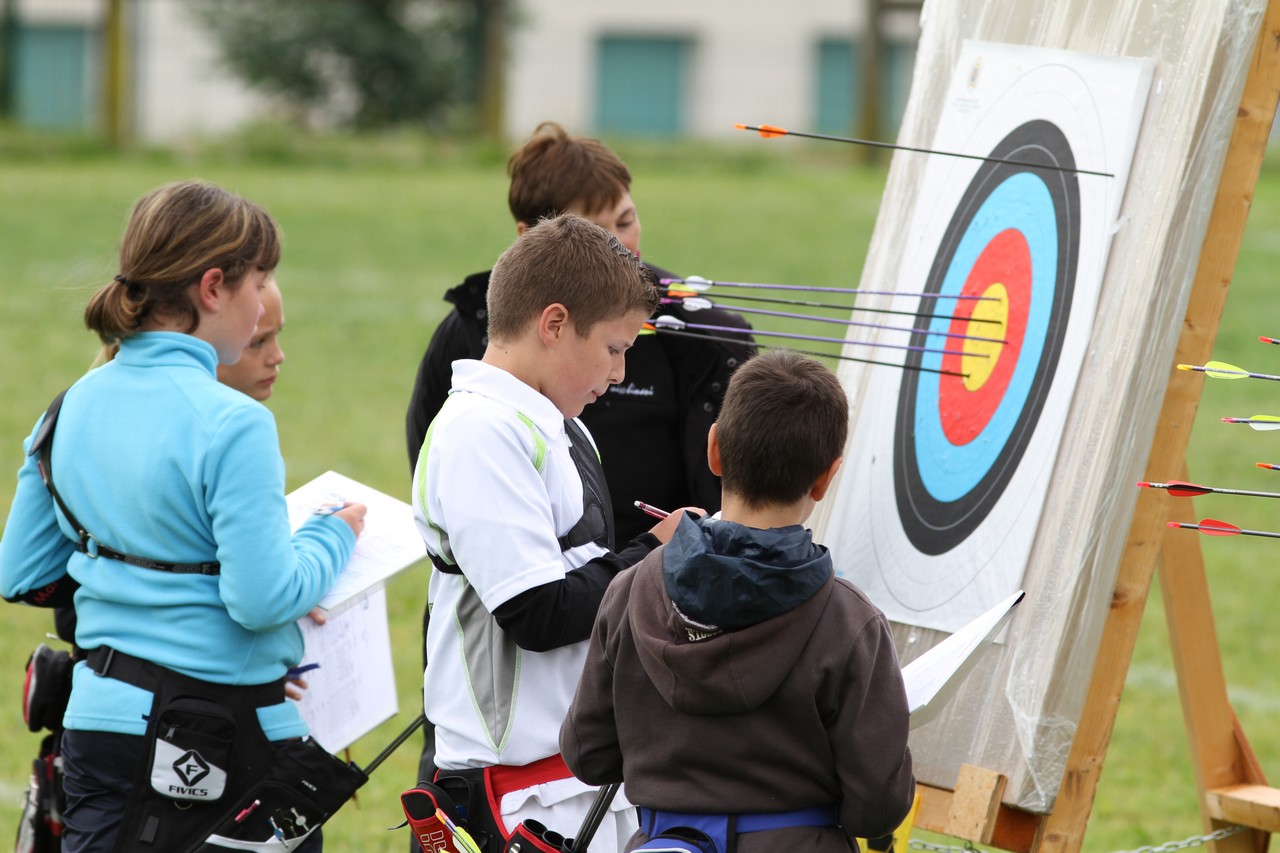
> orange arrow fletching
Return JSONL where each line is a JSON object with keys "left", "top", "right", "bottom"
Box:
{"left": 736, "top": 122, "right": 789, "bottom": 139}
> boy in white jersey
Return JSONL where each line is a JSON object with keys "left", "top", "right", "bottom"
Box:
{"left": 412, "top": 213, "right": 698, "bottom": 852}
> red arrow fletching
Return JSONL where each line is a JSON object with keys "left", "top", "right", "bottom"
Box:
{"left": 1197, "top": 518, "right": 1241, "bottom": 536}
{"left": 1164, "top": 480, "right": 1212, "bottom": 497}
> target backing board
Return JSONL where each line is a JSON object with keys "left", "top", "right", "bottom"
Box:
{"left": 828, "top": 42, "right": 1153, "bottom": 633}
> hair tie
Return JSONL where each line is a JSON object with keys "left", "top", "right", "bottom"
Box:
{"left": 115, "top": 274, "right": 145, "bottom": 299}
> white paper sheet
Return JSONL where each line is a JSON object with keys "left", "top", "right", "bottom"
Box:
{"left": 286, "top": 470, "right": 427, "bottom": 614}
{"left": 293, "top": 588, "right": 398, "bottom": 753}
{"left": 903, "top": 590, "right": 1025, "bottom": 729}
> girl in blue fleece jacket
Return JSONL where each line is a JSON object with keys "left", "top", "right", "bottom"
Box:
{"left": 0, "top": 181, "right": 365, "bottom": 853}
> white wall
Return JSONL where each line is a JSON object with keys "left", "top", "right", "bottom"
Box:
{"left": 131, "top": 0, "right": 274, "bottom": 142}
{"left": 504, "top": 0, "right": 864, "bottom": 139}
{"left": 16, "top": 0, "right": 100, "bottom": 25}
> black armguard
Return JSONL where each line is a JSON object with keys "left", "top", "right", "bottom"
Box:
{"left": 7, "top": 576, "right": 80, "bottom": 609}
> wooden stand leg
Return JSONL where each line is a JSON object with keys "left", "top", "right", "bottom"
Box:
{"left": 1162, "top": 485, "right": 1271, "bottom": 853}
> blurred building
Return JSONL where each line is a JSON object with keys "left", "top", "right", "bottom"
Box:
{"left": 0, "top": 0, "right": 919, "bottom": 142}
{"left": 4, "top": 0, "right": 269, "bottom": 139}
{"left": 505, "top": 0, "right": 919, "bottom": 140}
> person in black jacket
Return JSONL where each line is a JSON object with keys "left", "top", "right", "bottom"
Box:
{"left": 406, "top": 121, "right": 755, "bottom": 544}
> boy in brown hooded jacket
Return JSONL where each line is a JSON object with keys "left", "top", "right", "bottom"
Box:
{"left": 560, "top": 350, "right": 915, "bottom": 853}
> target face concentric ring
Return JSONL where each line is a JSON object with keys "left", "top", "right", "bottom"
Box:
{"left": 893, "top": 120, "right": 1081, "bottom": 555}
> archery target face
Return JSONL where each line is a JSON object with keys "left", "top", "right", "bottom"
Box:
{"left": 825, "top": 42, "right": 1151, "bottom": 632}
{"left": 896, "top": 120, "right": 1079, "bottom": 556}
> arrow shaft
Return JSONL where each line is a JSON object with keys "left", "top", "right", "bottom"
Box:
{"left": 1224, "top": 526, "right": 1280, "bottom": 539}
{"left": 674, "top": 319, "right": 977, "bottom": 356}
{"left": 666, "top": 298, "right": 1005, "bottom": 344}
{"left": 669, "top": 289, "right": 999, "bottom": 325}
{"left": 1181, "top": 363, "right": 1280, "bottom": 382}
{"left": 1170, "top": 521, "right": 1280, "bottom": 539}
{"left": 1147, "top": 481, "right": 1280, "bottom": 499}
{"left": 737, "top": 124, "right": 1115, "bottom": 178}
{"left": 661, "top": 276, "right": 996, "bottom": 301}
{"left": 1213, "top": 487, "right": 1280, "bottom": 499}
{"left": 652, "top": 326, "right": 967, "bottom": 377}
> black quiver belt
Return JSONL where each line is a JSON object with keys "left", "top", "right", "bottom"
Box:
{"left": 88, "top": 647, "right": 367, "bottom": 853}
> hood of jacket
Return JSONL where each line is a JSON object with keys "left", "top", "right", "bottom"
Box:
{"left": 629, "top": 515, "right": 834, "bottom": 715}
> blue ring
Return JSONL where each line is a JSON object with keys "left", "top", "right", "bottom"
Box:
{"left": 914, "top": 175, "right": 1056, "bottom": 501}
{"left": 892, "top": 119, "right": 1080, "bottom": 556}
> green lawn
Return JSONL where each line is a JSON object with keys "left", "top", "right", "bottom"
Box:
{"left": 0, "top": 133, "right": 1276, "bottom": 851}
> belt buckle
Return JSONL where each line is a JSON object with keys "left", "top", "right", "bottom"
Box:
{"left": 95, "top": 646, "right": 115, "bottom": 677}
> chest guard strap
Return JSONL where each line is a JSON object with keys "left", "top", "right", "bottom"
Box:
{"left": 30, "top": 389, "right": 221, "bottom": 576}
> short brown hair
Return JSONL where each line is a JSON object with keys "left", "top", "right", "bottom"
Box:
{"left": 507, "top": 122, "right": 632, "bottom": 224}
{"left": 84, "top": 180, "right": 282, "bottom": 343}
{"left": 716, "top": 350, "right": 848, "bottom": 507}
{"left": 486, "top": 213, "right": 657, "bottom": 342}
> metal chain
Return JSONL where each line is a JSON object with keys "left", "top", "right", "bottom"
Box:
{"left": 1109, "top": 825, "right": 1248, "bottom": 853}
{"left": 907, "top": 824, "right": 1248, "bottom": 853}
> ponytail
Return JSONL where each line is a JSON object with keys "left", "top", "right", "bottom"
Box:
{"left": 84, "top": 275, "right": 149, "bottom": 345}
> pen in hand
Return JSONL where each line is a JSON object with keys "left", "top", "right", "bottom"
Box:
{"left": 287, "top": 662, "right": 321, "bottom": 679}
{"left": 634, "top": 500, "right": 670, "bottom": 520}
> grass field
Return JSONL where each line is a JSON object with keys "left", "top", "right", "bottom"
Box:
{"left": 0, "top": 129, "right": 1278, "bottom": 851}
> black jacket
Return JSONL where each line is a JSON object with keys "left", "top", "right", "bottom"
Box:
{"left": 405, "top": 265, "right": 756, "bottom": 542}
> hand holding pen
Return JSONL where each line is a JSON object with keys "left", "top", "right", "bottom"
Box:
{"left": 634, "top": 500, "right": 705, "bottom": 544}
{"left": 314, "top": 500, "right": 368, "bottom": 537}
{"left": 284, "top": 662, "right": 321, "bottom": 701}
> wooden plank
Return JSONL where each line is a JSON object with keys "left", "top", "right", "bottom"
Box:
{"left": 945, "top": 765, "right": 1008, "bottom": 843}
{"left": 915, "top": 783, "right": 1045, "bottom": 853}
{"left": 1206, "top": 785, "right": 1280, "bottom": 834}
{"left": 1037, "top": 2, "right": 1280, "bottom": 850}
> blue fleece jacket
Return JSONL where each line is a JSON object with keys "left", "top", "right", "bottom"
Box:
{"left": 0, "top": 332, "right": 355, "bottom": 739}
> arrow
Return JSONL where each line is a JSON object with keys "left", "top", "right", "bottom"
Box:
{"left": 1258, "top": 462, "right": 1280, "bottom": 471}
{"left": 1176, "top": 361, "right": 1280, "bottom": 383}
{"left": 1221, "top": 415, "right": 1280, "bottom": 430}
{"left": 662, "top": 275, "right": 999, "bottom": 301}
{"left": 734, "top": 123, "right": 1115, "bottom": 178}
{"left": 1166, "top": 518, "right": 1280, "bottom": 539}
{"left": 1260, "top": 336, "right": 1280, "bottom": 346}
{"left": 655, "top": 315, "right": 972, "bottom": 356}
{"left": 1138, "top": 480, "right": 1280, "bottom": 499}
{"left": 663, "top": 287, "right": 1001, "bottom": 326}
{"left": 665, "top": 294, "right": 1007, "bottom": 345}
{"left": 646, "top": 323, "right": 968, "bottom": 378}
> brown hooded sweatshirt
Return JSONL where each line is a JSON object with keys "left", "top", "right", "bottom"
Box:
{"left": 561, "top": 517, "right": 914, "bottom": 852}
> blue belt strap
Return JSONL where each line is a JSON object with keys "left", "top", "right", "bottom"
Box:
{"left": 739, "top": 804, "right": 838, "bottom": 833}
{"left": 639, "top": 804, "right": 838, "bottom": 834}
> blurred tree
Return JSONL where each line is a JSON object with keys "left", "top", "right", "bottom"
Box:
{"left": 193, "top": 0, "right": 497, "bottom": 129}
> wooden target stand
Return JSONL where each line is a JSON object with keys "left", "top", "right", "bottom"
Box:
{"left": 904, "top": 2, "right": 1280, "bottom": 851}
